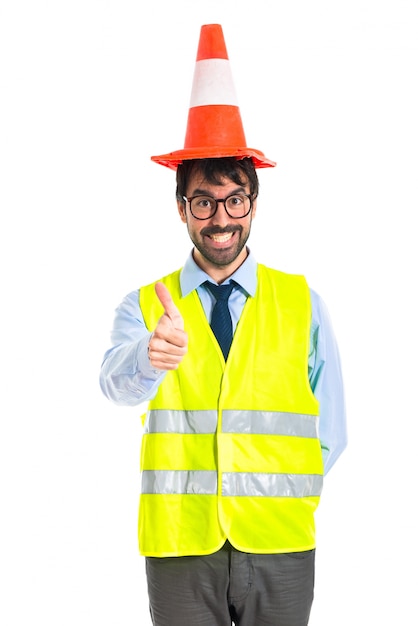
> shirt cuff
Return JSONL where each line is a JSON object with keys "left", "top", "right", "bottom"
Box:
{"left": 136, "top": 333, "right": 166, "bottom": 380}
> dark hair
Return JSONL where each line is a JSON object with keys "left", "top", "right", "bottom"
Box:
{"left": 176, "top": 157, "right": 259, "bottom": 203}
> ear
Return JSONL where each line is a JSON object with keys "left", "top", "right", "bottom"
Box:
{"left": 251, "top": 197, "right": 257, "bottom": 219}
{"left": 177, "top": 199, "right": 187, "bottom": 223}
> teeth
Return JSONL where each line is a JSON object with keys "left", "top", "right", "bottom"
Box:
{"left": 211, "top": 233, "right": 232, "bottom": 243}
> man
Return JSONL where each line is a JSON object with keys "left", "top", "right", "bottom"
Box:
{"left": 100, "top": 24, "right": 347, "bottom": 626}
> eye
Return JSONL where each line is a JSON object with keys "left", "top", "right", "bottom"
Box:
{"left": 228, "top": 195, "right": 245, "bottom": 206}
{"left": 196, "top": 196, "right": 213, "bottom": 208}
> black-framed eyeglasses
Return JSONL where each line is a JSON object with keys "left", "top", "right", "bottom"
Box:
{"left": 182, "top": 193, "right": 254, "bottom": 220}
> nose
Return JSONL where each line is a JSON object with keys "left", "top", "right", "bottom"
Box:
{"left": 210, "top": 200, "right": 230, "bottom": 226}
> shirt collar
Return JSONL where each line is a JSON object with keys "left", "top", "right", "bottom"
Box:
{"left": 180, "top": 248, "right": 257, "bottom": 298}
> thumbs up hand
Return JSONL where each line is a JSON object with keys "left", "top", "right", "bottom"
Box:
{"left": 148, "top": 282, "right": 188, "bottom": 371}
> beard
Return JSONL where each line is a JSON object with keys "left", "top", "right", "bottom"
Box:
{"left": 190, "top": 223, "right": 251, "bottom": 268}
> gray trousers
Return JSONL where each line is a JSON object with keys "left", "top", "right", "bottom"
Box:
{"left": 145, "top": 541, "right": 315, "bottom": 626}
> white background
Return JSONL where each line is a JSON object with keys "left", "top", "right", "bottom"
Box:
{"left": 1, "top": 1, "right": 417, "bottom": 624}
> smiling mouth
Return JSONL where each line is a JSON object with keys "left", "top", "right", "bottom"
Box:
{"left": 209, "top": 232, "right": 234, "bottom": 243}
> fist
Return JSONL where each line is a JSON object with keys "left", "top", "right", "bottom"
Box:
{"left": 148, "top": 282, "right": 188, "bottom": 371}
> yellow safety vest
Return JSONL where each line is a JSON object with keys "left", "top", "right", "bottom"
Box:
{"left": 138, "top": 264, "right": 322, "bottom": 557}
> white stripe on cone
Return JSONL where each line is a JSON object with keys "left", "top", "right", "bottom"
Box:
{"left": 189, "top": 59, "right": 239, "bottom": 108}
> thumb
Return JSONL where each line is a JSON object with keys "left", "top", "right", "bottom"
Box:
{"left": 155, "top": 282, "right": 184, "bottom": 330}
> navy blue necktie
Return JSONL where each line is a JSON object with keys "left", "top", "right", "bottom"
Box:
{"left": 205, "top": 281, "right": 235, "bottom": 360}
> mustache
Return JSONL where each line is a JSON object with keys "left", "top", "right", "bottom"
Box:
{"left": 200, "top": 225, "right": 242, "bottom": 237}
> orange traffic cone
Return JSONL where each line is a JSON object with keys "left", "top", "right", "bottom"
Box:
{"left": 151, "top": 24, "right": 276, "bottom": 170}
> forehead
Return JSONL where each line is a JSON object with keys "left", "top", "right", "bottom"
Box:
{"left": 186, "top": 171, "right": 250, "bottom": 194}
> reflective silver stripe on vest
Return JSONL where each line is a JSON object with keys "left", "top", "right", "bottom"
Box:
{"left": 222, "top": 472, "right": 323, "bottom": 497}
{"left": 141, "top": 470, "right": 322, "bottom": 498}
{"left": 145, "top": 410, "right": 218, "bottom": 434}
{"left": 222, "top": 410, "right": 319, "bottom": 438}
{"left": 145, "top": 409, "right": 318, "bottom": 437}
{"left": 141, "top": 470, "right": 218, "bottom": 495}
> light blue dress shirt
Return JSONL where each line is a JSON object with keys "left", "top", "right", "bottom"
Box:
{"left": 100, "top": 250, "right": 347, "bottom": 474}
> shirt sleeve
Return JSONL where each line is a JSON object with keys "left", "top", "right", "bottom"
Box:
{"left": 308, "top": 289, "right": 348, "bottom": 474}
{"left": 99, "top": 290, "right": 166, "bottom": 406}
